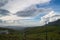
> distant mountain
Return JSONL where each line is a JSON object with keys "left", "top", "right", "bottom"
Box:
{"left": 47, "top": 19, "right": 60, "bottom": 26}
{"left": 23, "top": 19, "right": 60, "bottom": 40}
{"left": 0, "top": 26, "right": 27, "bottom": 30}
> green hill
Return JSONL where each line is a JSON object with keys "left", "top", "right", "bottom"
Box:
{"left": 0, "top": 27, "right": 23, "bottom": 40}
{"left": 0, "top": 20, "right": 60, "bottom": 40}
{"left": 24, "top": 26, "right": 60, "bottom": 40}
{"left": 24, "top": 20, "right": 60, "bottom": 40}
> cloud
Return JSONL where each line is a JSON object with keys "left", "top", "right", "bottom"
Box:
{"left": 0, "top": 8, "right": 53, "bottom": 27}
{"left": 0, "top": 6, "right": 52, "bottom": 20}
{"left": 0, "top": 0, "right": 8, "bottom": 7}
{"left": 15, "top": 5, "right": 52, "bottom": 17}
{"left": 42, "top": 11, "right": 55, "bottom": 18}
{"left": 0, "top": 0, "right": 60, "bottom": 28}
{"left": 15, "top": 6, "right": 37, "bottom": 17}
{"left": 1, "top": 0, "right": 60, "bottom": 27}
{"left": 41, "top": 11, "right": 60, "bottom": 24}
{"left": 0, "top": 19, "right": 3, "bottom": 23}
{"left": 0, "top": 9, "right": 10, "bottom": 17}
{"left": 1, "top": 0, "right": 51, "bottom": 13}
{"left": 0, "top": 12, "right": 60, "bottom": 27}
{"left": 0, "top": 19, "right": 45, "bottom": 27}
{"left": 0, "top": 15, "right": 33, "bottom": 20}
{"left": 0, "top": 3, "right": 53, "bottom": 27}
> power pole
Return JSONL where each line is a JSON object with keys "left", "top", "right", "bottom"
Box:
{"left": 45, "top": 19, "right": 48, "bottom": 40}
{"left": 23, "top": 31, "right": 26, "bottom": 40}
{"left": 46, "top": 26, "right": 48, "bottom": 40}
{"left": 23, "top": 28, "right": 28, "bottom": 40}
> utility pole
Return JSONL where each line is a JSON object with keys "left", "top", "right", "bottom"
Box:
{"left": 46, "top": 26, "right": 48, "bottom": 40}
{"left": 44, "top": 19, "right": 48, "bottom": 40}
{"left": 23, "top": 31, "right": 26, "bottom": 40}
{"left": 23, "top": 28, "right": 28, "bottom": 40}
{"left": 46, "top": 21, "right": 48, "bottom": 40}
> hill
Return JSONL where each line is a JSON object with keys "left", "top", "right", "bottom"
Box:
{"left": 0, "top": 19, "right": 60, "bottom": 40}
{"left": 47, "top": 19, "right": 60, "bottom": 26}
{"left": 24, "top": 19, "right": 60, "bottom": 40}
{"left": 0, "top": 27, "right": 23, "bottom": 40}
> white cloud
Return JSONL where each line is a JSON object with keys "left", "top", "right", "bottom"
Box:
{"left": 0, "top": 7, "right": 53, "bottom": 27}
{"left": 0, "top": 9, "right": 9, "bottom": 17}
{"left": 1, "top": 0, "right": 60, "bottom": 27}
{"left": 0, "top": 10, "right": 52, "bottom": 27}
{"left": 49, "top": 15, "right": 60, "bottom": 22}
{"left": 41, "top": 11, "right": 60, "bottom": 24}
{"left": 0, "top": 11, "right": 60, "bottom": 27}
{"left": 0, "top": 15, "right": 33, "bottom": 20}
{"left": 15, "top": 6, "right": 51, "bottom": 17}
{"left": 0, "top": 19, "right": 45, "bottom": 27}
{"left": 42, "top": 11, "right": 55, "bottom": 18}
{"left": 0, "top": 6, "right": 52, "bottom": 20}
{"left": 1, "top": 0, "right": 51, "bottom": 13}
{"left": 0, "top": 0, "right": 8, "bottom": 7}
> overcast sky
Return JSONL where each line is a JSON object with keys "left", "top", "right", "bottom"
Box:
{"left": 0, "top": 0, "right": 60, "bottom": 27}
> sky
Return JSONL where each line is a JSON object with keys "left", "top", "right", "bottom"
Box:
{"left": 0, "top": 0, "right": 60, "bottom": 27}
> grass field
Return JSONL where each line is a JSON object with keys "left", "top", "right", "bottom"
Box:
{"left": 0, "top": 19, "right": 60, "bottom": 40}
{"left": 0, "top": 25, "right": 60, "bottom": 40}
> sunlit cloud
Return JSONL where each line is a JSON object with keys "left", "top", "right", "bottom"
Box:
{"left": 1, "top": 0, "right": 51, "bottom": 13}
{"left": 0, "top": 0, "right": 60, "bottom": 27}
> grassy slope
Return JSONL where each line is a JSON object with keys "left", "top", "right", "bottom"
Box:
{"left": 25, "top": 26, "right": 60, "bottom": 40}
{"left": 0, "top": 28, "right": 23, "bottom": 40}
{"left": 25, "top": 20, "right": 60, "bottom": 40}
{"left": 0, "top": 25, "right": 60, "bottom": 40}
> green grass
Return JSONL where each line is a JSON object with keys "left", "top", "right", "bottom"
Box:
{"left": 25, "top": 26, "right": 60, "bottom": 40}
{"left": 0, "top": 28, "right": 23, "bottom": 40}
{"left": 0, "top": 25, "right": 60, "bottom": 40}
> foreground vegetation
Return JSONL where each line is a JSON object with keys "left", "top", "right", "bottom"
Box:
{"left": 25, "top": 20, "right": 60, "bottom": 40}
{"left": 25, "top": 26, "right": 60, "bottom": 40}
{"left": 0, "top": 25, "right": 60, "bottom": 40}
{"left": 0, "top": 20, "right": 60, "bottom": 40}
{"left": 0, "top": 28, "right": 23, "bottom": 40}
